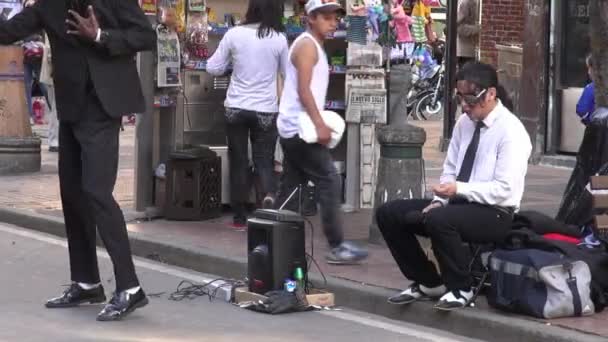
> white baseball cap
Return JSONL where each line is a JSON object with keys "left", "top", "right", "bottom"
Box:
{"left": 305, "top": 0, "right": 346, "bottom": 15}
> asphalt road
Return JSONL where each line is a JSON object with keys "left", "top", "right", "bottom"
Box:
{"left": 0, "top": 223, "right": 484, "bottom": 342}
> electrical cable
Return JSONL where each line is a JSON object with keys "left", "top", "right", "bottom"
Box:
{"left": 306, "top": 252, "right": 328, "bottom": 290}
{"left": 302, "top": 216, "right": 328, "bottom": 290}
{"left": 182, "top": 91, "right": 193, "bottom": 130}
{"left": 304, "top": 217, "right": 314, "bottom": 293}
{"left": 168, "top": 278, "right": 245, "bottom": 302}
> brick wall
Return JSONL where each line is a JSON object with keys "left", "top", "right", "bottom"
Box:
{"left": 479, "top": 0, "right": 525, "bottom": 66}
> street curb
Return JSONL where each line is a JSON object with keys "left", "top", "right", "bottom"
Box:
{"left": 0, "top": 207, "right": 604, "bottom": 342}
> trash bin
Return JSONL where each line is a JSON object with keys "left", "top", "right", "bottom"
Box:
{"left": 164, "top": 146, "right": 222, "bottom": 220}
{"left": 0, "top": 45, "right": 40, "bottom": 174}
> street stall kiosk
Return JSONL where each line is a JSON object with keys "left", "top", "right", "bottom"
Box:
{"left": 134, "top": 0, "right": 389, "bottom": 219}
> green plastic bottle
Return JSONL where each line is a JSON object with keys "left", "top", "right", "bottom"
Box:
{"left": 294, "top": 267, "right": 305, "bottom": 291}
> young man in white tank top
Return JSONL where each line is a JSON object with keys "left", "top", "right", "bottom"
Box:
{"left": 276, "top": 0, "right": 368, "bottom": 265}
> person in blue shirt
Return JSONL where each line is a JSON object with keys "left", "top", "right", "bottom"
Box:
{"left": 576, "top": 54, "right": 595, "bottom": 125}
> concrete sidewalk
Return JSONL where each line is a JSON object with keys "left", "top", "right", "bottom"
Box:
{"left": 1, "top": 123, "right": 605, "bottom": 341}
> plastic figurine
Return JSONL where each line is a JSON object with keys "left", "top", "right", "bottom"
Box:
{"left": 376, "top": 2, "right": 395, "bottom": 47}
{"left": 367, "top": 0, "right": 383, "bottom": 42}
{"left": 391, "top": 0, "right": 412, "bottom": 44}
{"left": 412, "top": 46, "right": 438, "bottom": 80}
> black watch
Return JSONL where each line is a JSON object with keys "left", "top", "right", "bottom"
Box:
{"left": 98, "top": 30, "right": 109, "bottom": 45}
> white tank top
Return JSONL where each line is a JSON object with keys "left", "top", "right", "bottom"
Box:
{"left": 278, "top": 32, "right": 330, "bottom": 138}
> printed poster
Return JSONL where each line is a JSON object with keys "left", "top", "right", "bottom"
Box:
{"left": 157, "top": 26, "right": 181, "bottom": 87}
{"left": 346, "top": 88, "right": 387, "bottom": 124}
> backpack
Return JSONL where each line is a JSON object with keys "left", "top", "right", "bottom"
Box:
{"left": 488, "top": 248, "right": 595, "bottom": 319}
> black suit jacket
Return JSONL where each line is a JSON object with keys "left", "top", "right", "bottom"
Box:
{"left": 0, "top": 0, "right": 156, "bottom": 121}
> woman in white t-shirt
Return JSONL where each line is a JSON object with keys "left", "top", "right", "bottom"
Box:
{"left": 207, "top": 0, "right": 288, "bottom": 228}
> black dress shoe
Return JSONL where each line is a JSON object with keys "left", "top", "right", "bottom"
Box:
{"left": 97, "top": 288, "right": 149, "bottom": 321}
{"left": 45, "top": 283, "right": 106, "bottom": 308}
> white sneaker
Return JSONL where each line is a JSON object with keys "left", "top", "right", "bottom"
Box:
{"left": 326, "top": 241, "right": 368, "bottom": 265}
{"left": 388, "top": 283, "right": 446, "bottom": 305}
{"left": 434, "top": 289, "right": 474, "bottom": 311}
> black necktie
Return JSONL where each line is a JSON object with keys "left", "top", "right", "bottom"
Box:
{"left": 69, "top": 0, "right": 88, "bottom": 15}
{"left": 457, "top": 121, "right": 484, "bottom": 183}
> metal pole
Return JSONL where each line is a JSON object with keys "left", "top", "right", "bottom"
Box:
{"left": 440, "top": 0, "right": 458, "bottom": 151}
{"left": 134, "top": 16, "right": 157, "bottom": 212}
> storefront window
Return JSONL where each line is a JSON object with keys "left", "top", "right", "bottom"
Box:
{"left": 560, "top": 0, "right": 590, "bottom": 88}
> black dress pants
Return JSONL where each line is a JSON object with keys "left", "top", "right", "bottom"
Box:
{"left": 58, "top": 92, "right": 139, "bottom": 292}
{"left": 276, "top": 136, "right": 344, "bottom": 248}
{"left": 376, "top": 199, "right": 512, "bottom": 290}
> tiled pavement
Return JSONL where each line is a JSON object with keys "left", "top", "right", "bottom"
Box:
{"left": 11, "top": 121, "right": 569, "bottom": 218}
{"left": 0, "top": 124, "right": 135, "bottom": 216}
{"left": 3, "top": 121, "right": 606, "bottom": 338}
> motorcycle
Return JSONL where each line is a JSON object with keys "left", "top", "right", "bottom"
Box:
{"left": 413, "top": 62, "right": 444, "bottom": 120}
{"left": 405, "top": 41, "right": 445, "bottom": 121}
{"left": 406, "top": 62, "right": 444, "bottom": 120}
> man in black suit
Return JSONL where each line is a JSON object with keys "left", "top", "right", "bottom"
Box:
{"left": 0, "top": 0, "right": 156, "bottom": 321}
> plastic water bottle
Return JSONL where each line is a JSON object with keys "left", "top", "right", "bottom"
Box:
{"left": 284, "top": 279, "right": 296, "bottom": 293}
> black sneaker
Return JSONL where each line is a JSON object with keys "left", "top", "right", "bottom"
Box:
{"left": 434, "top": 289, "right": 474, "bottom": 311}
{"left": 388, "top": 283, "right": 446, "bottom": 305}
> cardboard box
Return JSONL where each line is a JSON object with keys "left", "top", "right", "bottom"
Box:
{"left": 234, "top": 287, "right": 335, "bottom": 307}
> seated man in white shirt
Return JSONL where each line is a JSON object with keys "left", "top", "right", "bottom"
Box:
{"left": 376, "top": 62, "right": 532, "bottom": 311}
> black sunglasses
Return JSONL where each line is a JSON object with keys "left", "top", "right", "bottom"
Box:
{"left": 455, "top": 89, "right": 487, "bottom": 106}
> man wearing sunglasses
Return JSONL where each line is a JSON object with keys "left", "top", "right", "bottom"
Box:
{"left": 376, "top": 62, "right": 532, "bottom": 311}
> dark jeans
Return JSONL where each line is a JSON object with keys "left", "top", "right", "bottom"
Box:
{"left": 277, "top": 136, "right": 344, "bottom": 248}
{"left": 225, "top": 108, "right": 278, "bottom": 223}
{"left": 376, "top": 199, "right": 512, "bottom": 291}
{"left": 59, "top": 92, "right": 139, "bottom": 292}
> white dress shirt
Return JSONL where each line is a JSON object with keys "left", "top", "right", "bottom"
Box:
{"left": 434, "top": 101, "right": 532, "bottom": 209}
{"left": 206, "top": 25, "right": 289, "bottom": 113}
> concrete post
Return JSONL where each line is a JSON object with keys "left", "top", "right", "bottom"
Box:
{"left": 388, "top": 63, "right": 412, "bottom": 126}
{"left": 343, "top": 123, "right": 360, "bottom": 213}
{"left": 369, "top": 124, "right": 426, "bottom": 245}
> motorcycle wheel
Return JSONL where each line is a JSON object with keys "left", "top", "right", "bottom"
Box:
{"left": 405, "top": 88, "right": 419, "bottom": 109}
{"left": 414, "top": 92, "right": 443, "bottom": 121}
{"left": 407, "top": 90, "right": 431, "bottom": 120}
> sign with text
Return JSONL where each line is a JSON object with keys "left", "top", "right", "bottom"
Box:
{"left": 347, "top": 42, "right": 383, "bottom": 67}
{"left": 157, "top": 26, "right": 181, "bottom": 87}
{"left": 346, "top": 88, "right": 387, "bottom": 124}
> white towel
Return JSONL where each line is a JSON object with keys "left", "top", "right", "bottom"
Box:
{"left": 297, "top": 110, "right": 345, "bottom": 149}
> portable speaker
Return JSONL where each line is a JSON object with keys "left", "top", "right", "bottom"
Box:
{"left": 247, "top": 209, "right": 307, "bottom": 294}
